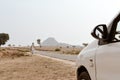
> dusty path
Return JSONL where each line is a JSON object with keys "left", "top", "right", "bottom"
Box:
{"left": 35, "top": 53, "right": 75, "bottom": 66}
{"left": 34, "top": 50, "right": 77, "bottom": 61}
{"left": 0, "top": 55, "right": 76, "bottom": 80}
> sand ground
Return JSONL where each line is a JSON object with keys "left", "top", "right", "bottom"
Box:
{"left": 0, "top": 55, "right": 76, "bottom": 80}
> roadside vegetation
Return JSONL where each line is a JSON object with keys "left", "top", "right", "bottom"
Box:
{"left": 35, "top": 46, "right": 82, "bottom": 55}
{"left": 62, "top": 50, "right": 80, "bottom": 55}
{"left": 0, "top": 47, "right": 31, "bottom": 58}
{"left": 0, "top": 33, "right": 9, "bottom": 46}
{"left": 0, "top": 55, "right": 76, "bottom": 80}
{"left": 55, "top": 48, "right": 61, "bottom": 51}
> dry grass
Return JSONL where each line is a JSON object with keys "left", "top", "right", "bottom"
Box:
{"left": 0, "top": 47, "right": 30, "bottom": 58}
{"left": 0, "top": 55, "right": 76, "bottom": 80}
{"left": 0, "top": 47, "right": 76, "bottom": 80}
{"left": 35, "top": 46, "right": 82, "bottom": 55}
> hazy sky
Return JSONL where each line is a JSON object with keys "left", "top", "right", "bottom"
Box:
{"left": 0, "top": 0, "right": 120, "bottom": 46}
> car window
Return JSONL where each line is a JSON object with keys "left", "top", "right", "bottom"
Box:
{"left": 115, "top": 21, "right": 120, "bottom": 41}
{"left": 116, "top": 21, "right": 120, "bottom": 31}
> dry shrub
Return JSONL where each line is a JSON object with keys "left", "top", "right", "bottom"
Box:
{"left": 0, "top": 47, "right": 30, "bottom": 58}
{"left": 63, "top": 50, "right": 80, "bottom": 55}
{"left": 17, "top": 48, "right": 30, "bottom": 52}
{"left": 55, "top": 48, "right": 61, "bottom": 51}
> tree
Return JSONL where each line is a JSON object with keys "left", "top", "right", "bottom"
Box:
{"left": 0, "top": 33, "right": 9, "bottom": 46}
{"left": 12, "top": 44, "right": 15, "bottom": 47}
{"left": 37, "top": 39, "right": 41, "bottom": 47}
{"left": 82, "top": 43, "right": 88, "bottom": 47}
{"left": 8, "top": 44, "right": 11, "bottom": 47}
{"left": 72, "top": 45, "right": 76, "bottom": 51}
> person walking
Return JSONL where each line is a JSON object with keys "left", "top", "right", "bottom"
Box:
{"left": 31, "top": 43, "right": 35, "bottom": 54}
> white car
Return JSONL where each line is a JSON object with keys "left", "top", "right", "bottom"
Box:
{"left": 76, "top": 12, "right": 120, "bottom": 80}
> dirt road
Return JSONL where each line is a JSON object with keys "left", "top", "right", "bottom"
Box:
{"left": 34, "top": 50, "right": 77, "bottom": 61}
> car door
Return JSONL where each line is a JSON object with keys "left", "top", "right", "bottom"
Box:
{"left": 96, "top": 42, "right": 120, "bottom": 80}
{"left": 96, "top": 18, "right": 120, "bottom": 80}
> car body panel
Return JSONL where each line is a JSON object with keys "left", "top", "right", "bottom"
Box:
{"left": 96, "top": 42, "right": 120, "bottom": 80}
{"left": 76, "top": 40, "right": 98, "bottom": 80}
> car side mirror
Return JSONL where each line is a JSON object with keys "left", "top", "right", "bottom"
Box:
{"left": 91, "top": 24, "right": 108, "bottom": 40}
